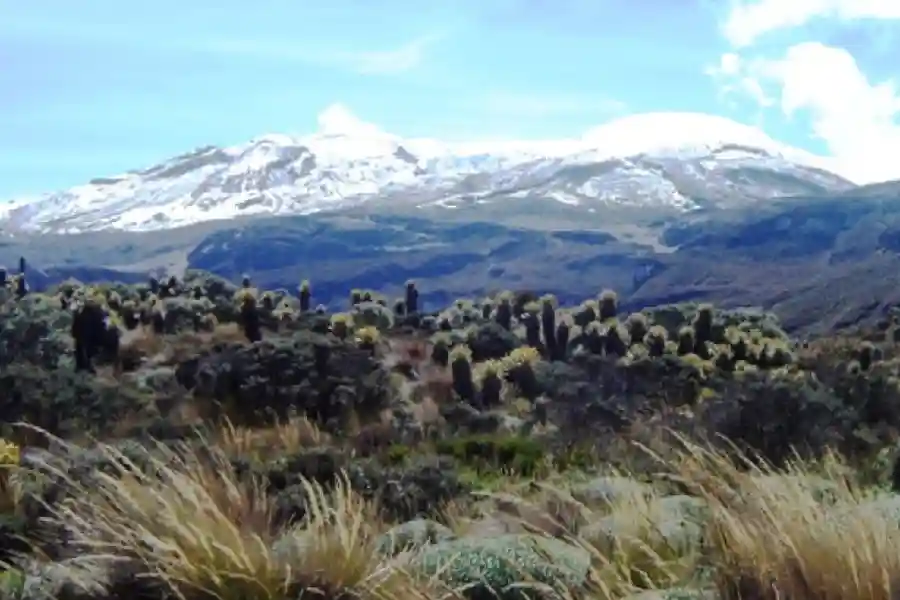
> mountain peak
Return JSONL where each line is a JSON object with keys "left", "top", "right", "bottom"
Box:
{"left": 0, "top": 106, "right": 854, "bottom": 234}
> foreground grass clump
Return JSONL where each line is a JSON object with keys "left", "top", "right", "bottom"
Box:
{"left": 13, "top": 427, "right": 900, "bottom": 600}
{"left": 673, "top": 438, "right": 900, "bottom": 600}
{"left": 16, "top": 433, "right": 706, "bottom": 600}
{"left": 40, "top": 440, "right": 424, "bottom": 600}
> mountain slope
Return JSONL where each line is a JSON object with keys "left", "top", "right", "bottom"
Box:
{"left": 0, "top": 109, "right": 854, "bottom": 233}
{"left": 630, "top": 182, "right": 900, "bottom": 332}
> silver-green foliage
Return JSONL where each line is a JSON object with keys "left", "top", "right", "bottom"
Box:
{"left": 411, "top": 534, "right": 591, "bottom": 600}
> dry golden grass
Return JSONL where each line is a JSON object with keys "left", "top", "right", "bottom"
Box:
{"left": 39, "top": 438, "right": 429, "bottom": 600}
{"left": 447, "top": 437, "right": 900, "bottom": 600}
{"left": 47, "top": 441, "right": 282, "bottom": 599}
{"left": 583, "top": 492, "right": 703, "bottom": 590}
{"left": 17, "top": 429, "right": 679, "bottom": 600}
{"left": 19, "top": 417, "right": 900, "bottom": 600}
{"left": 214, "top": 412, "right": 329, "bottom": 462}
{"left": 669, "top": 436, "right": 900, "bottom": 600}
{"left": 280, "top": 477, "right": 411, "bottom": 598}
{"left": 439, "top": 468, "right": 702, "bottom": 596}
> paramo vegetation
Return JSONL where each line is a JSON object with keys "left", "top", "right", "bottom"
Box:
{"left": 2, "top": 259, "right": 900, "bottom": 600}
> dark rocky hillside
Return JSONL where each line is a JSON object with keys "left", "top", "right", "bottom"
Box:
{"left": 633, "top": 183, "right": 900, "bottom": 332}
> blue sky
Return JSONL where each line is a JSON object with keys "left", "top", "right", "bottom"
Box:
{"left": 3, "top": 0, "right": 900, "bottom": 196}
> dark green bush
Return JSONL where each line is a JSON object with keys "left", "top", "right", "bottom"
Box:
{"left": 435, "top": 434, "right": 546, "bottom": 476}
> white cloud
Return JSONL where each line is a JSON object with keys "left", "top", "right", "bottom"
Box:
{"left": 478, "top": 90, "right": 627, "bottom": 117}
{"left": 316, "top": 103, "right": 388, "bottom": 136}
{"left": 723, "top": 0, "right": 900, "bottom": 47}
{"left": 706, "top": 53, "right": 775, "bottom": 108}
{"left": 711, "top": 42, "right": 900, "bottom": 183}
{"left": 713, "top": 0, "right": 900, "bottom": 182}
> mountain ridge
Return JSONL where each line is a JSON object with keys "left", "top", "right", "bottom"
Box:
{"left": 0, "top": 108, "right": 855, "bottom": 234}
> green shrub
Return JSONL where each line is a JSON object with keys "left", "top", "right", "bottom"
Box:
{"left": 435, "top": 434, "right": 546, "bottom": 476}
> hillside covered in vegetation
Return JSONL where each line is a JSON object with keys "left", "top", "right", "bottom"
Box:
{"left": 1, "top": 263, "right": 900, "bottom": 600}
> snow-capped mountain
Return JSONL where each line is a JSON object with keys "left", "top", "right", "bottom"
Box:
{"left": 0, "top": 106, "right": 856, "bottom": 234}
